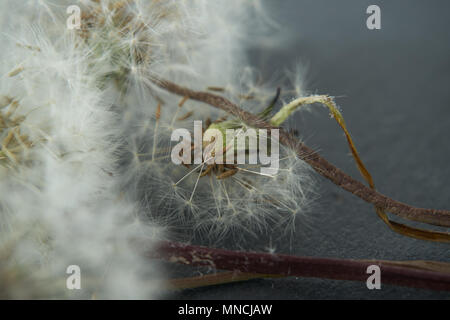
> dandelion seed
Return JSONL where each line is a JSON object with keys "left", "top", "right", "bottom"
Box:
{"left": 177, "top": 111, "right": 193, "bottom": 121}
{"left": 8, "top": 66, "right": 24, "bottom": 77}
{"left": 207, "top": 86, "right": 225, "bottom": 92}
{"left": 178, "top": 96, "right": 189, "bottom": 107}
{"left": 216, "top": 168, "right": 238, "bottom": 180}
{"left": 0, "top": 96, "right": 13, "bottom": 109}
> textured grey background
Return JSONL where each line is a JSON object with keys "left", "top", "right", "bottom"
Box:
{"left": 172, "top": 0, "right": 450, "bottom": 299}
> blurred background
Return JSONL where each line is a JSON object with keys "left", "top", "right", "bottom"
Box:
{"left": 173, "top": 0, "right": 450, "bottom": 299}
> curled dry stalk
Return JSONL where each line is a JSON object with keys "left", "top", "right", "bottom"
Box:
{"left": 151, "top": 78, "right": 450, "bottom": 242}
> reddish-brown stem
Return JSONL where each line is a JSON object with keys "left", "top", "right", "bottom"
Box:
{"left": 152, "top": 79, "right": 450, "bottom": 228}
{"left": 168, "top": 271, "right": 281, "bottom": 290}
{"left": 153, "top": 241, "right": 450, "bottom": 292}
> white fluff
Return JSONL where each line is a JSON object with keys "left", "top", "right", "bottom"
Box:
{"left": 0, "top": 8, "right": 162, "bottom": 298}
{"left": 0, "top": 0, "right": 315, "bottom": 297}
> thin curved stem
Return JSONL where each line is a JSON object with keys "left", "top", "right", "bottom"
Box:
{"left": 151, "top": 78, "right": 450, "bottom": 229}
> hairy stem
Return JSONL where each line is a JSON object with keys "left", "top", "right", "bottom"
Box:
{"left": 270, "top": 95, "right": 328, "bottom": 126}
{"left": 152, "top": 78, "right": 450, "bottom": 228}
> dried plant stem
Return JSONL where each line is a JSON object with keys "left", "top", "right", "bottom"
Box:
{"left": 168, "top": 271, "right": 281, "bottom": 290}
{"left": 154, "top": 241, "right": 450, "bottom": 292}
{"left": 152, "top": 79, "right": 450, "bottom": 229}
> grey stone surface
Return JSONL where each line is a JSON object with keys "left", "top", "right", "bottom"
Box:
{"left": 171, "top": 0, "right": 450, "bottom": 299}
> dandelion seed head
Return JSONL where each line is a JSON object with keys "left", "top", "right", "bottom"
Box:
{"left": 1, "top": 0, "right": 314, "bottom": 295}
{"left": 0, "top": 12, "right": 164, "bottom": 298}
